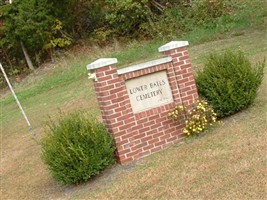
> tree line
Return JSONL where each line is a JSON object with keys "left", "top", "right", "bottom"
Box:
{"left": 0, "top": 0, "right": 232, "bottom": 75}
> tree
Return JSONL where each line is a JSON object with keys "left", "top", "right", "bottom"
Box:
{"left": 1, "top": 0, "right": 55, "bottom": 70}
{"left": 47, "top": 0, "right": 107, "bottom": 38}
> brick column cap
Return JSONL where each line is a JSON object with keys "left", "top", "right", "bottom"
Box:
{"left": 87, "top": 58, "right": 118, "bottom": 70}
{"left": 158, "top": 41, "right": 189, "bottom": 53}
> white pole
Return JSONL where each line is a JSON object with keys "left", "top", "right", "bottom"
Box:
{"left": 0, "top": 63, "right": 35, "bottom": 136}
{"left": 9, "top": 0, "right": 12, "bottom": 4}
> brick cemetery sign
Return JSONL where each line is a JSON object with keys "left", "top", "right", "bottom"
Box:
{"left": 87, "top": 41, "right": 199, "bottom": 164}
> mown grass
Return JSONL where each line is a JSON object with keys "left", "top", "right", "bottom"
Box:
{"left": 83, "top": 64, "right": 266, "bottom": 199}
{"left": 80, "top": 50, "right": 266, "bottom": 199}
{"left": 1, "top": 29, "right": 266, "bottom": 200}
{"left": 1, "top": 1, "right": 266, "bottom": 199}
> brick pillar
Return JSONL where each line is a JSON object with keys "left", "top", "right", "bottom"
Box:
{"left": 159, "top": 41, "right": 199, "bottom": 107}
{"left": 87, "top": 58, "right": 136, "bottom": 164}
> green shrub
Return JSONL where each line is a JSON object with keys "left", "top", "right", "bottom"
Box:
{"left": 168, "top": 100, "right": 217, "bottom": 136}
{"left": 190, "top": 0, "right": 233, "bottom": 27}
{"left": 41, "top": 111, "right": 115, "bottom": 185}
{"left": 105, "top": 0, "right": 152, "bottom": 37}
{"left": 196, "top": 50, "right": 265, "bottom": 118}
{"left": 151, "top": 0, "right": 236, "bottom": 40}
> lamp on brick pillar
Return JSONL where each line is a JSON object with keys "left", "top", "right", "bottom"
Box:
{"left": 158, "top": 41, "right": 199, "bottom": 107}
{"left": 87, "top": 58, "right": 136, "bottom": 164}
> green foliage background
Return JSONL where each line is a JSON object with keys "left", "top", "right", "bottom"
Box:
{"left": 0, "top": 0, "right": 266, "bottom": 75}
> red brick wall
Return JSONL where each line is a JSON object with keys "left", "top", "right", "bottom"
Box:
{"left": 89, "top": 43, "right": 198, "bottom": 164}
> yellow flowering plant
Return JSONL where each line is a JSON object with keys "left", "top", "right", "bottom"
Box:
{"left": 167, "top": 105, "right": 185, "bottom": 121}
{"left": 168, "top": 100, "right": 217, "bottom": 136}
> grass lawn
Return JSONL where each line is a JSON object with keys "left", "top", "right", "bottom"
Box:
{"left": 1, "top": 28, "right": 266, "bottom": 199}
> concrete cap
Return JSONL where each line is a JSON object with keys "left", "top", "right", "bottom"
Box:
{"left": 87, "top": 58, "right": 118, "bottom": 70}
{"left": 158, "top": 41, "right": 189, "bottom": 52}
{"left": 118, "top": 57, "right": 172, "bottom": 75}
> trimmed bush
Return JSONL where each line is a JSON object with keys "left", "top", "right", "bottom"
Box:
{"left": 41, "top": 111, "right": 115, "bottom": 185}
{"left": 196, "top": 50, "right": 265, "bottom": 117}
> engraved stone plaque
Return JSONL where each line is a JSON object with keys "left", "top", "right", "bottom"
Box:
{"left": 125, "top": 70, "right": 173, "bottom": 113}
